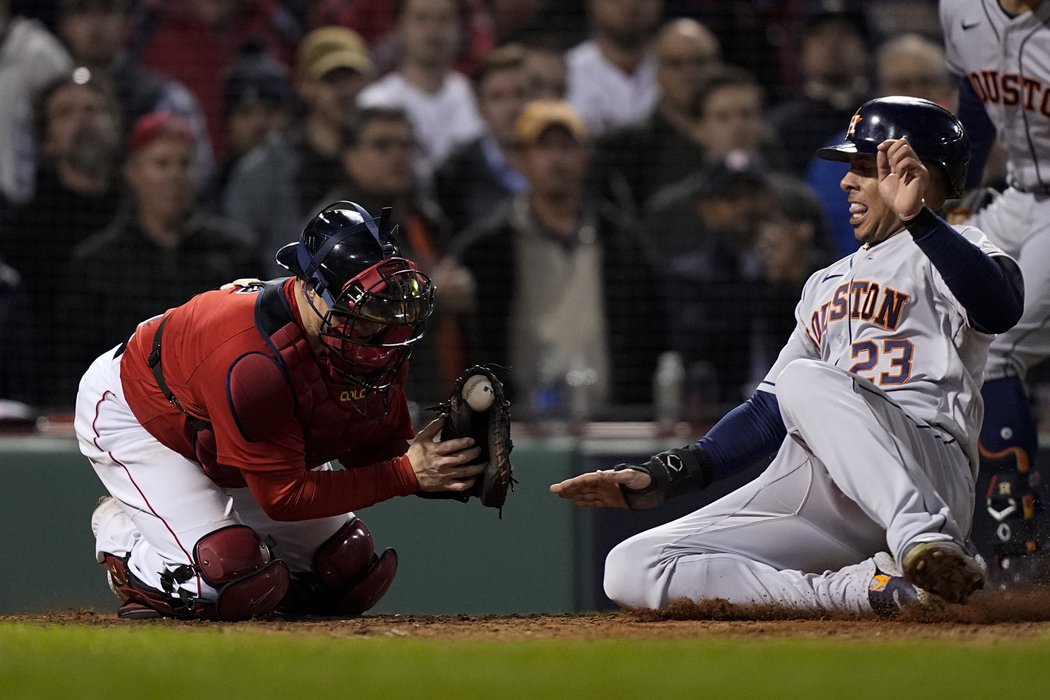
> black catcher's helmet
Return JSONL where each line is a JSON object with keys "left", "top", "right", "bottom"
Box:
{"left": 276, "top": 201, "right": 434, "bottom": 394}
{"left": 817, "top": 96, "right": 970, "bottom": 196}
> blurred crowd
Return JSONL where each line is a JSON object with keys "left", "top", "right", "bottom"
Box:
{"left": 0, "top": 0, "right": 972, "bottom": 422}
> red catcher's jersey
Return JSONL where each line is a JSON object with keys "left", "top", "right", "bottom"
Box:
{"left": 118, "top": 279, "right": 418, "bottom": 509}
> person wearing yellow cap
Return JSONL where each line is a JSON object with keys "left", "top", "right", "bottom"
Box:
{"left": 452, "top": 99, "right": 667, "bottom": 420}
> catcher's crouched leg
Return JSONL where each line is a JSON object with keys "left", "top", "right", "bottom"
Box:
{"left": 100, "top": 525, "right": 290, "bottom": 621}
{"left": 277, "top": 517, "right": 397, "bottom": 616}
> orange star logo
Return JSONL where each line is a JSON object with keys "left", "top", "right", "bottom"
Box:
{"left": 847, "top": 113, "right": 863, "bottom": 138}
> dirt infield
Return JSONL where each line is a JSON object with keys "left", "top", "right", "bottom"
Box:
{"left": 11, "top": 588, "right": 1050, "bottom": 641}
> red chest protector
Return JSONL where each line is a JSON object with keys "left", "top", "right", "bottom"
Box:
{"left": 194, "top": 281, "right": 404, "bottom": 483}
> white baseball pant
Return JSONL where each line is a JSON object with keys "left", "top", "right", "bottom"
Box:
{"left": 604, "top": 359, "right": 974, "bottom": 612}
{"left": 74, "top": 345, "right": 352, "bottom": 600}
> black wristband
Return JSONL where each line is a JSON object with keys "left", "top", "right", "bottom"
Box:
{"left": 615, "top": 444, "right": 712, "bottom": 511}
{"left": 903, "top": 205, "right": 939, "bottom": 241}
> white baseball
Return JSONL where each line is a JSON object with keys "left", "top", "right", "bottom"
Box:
{"left": 462, "top": 374, "right": 495, "bottom": 411}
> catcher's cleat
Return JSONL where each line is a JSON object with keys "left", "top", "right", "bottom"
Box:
{"left": 117, "top": 601, "right": 163, "bottom": 620}
{"left": 868, "top": 551, "right": 928, "bottom": 617}
{"left": 901, "top": 540, "right": 985, "bottom": 604}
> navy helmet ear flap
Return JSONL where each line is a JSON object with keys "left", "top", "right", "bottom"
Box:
{"left": 276, "top": 201, "right": 403, "bottom": 307}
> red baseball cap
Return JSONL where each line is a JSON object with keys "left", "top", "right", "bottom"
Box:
{"left": 128, "top": 112, "right": 193, "bottom": 154}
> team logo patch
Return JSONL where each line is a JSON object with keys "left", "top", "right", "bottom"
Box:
{"left": 847, "top": 112, "right": 863, "bottom": 138}
{"left": 339, "top": 389, "right": 368, "bottom": 402}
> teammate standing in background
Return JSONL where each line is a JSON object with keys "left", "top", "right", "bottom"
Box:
{"left": 940, "top": 0, "right": 1050, "bottom": 587}
{"left": 552, "top": 97, "right": 1024, "bottom": 615}
{"left": 79, "top": 201, "right": 483, "bottom": 620}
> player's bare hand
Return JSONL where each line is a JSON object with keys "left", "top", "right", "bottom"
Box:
{"left": 407, "top": 416, "right": 484, "bottom": 492}
{"left": 220, "top": 277, "right": 264, "bottom": 290}
{"left": 429, "top": 258, "right": 475, "bottom": 314}
{"left": 877, "top": 138, "right": 929, "bottom": 221}
{"left": 549, "top": 469, "right": 652, "bottom": 509}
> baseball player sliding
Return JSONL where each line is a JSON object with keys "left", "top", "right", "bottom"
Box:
{"left": 76, "top": 201, "right": 483, "bottom": 620}
{"left": 940, "top": 0, "right": 1050, "bottom": 587}
{"left": 552, "top": 98, "right": 1025, "bottom": 615}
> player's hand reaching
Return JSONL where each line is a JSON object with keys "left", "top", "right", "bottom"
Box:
{"left": 877, "top": 138, "right": 930, "bottom": 221}
{"left": 407, "top": 416, "right": 484, "bottom": 493}
{"left": 552, "top": 445, "right": 712, "bottom": 511}
{"left": 550, "top": 469, "right": 652, "bottom": 509}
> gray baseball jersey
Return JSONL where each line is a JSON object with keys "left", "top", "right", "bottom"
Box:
{"left": 941, "top": 0, "right": 1050, "bottom": 380}
{"left": 941, "top": 0, "right": 1050, "bottom": 193}
{"left": 762, "top": 226, "right": 1004, "bottom": 468}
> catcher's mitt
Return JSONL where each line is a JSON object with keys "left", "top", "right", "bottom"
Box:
{"left": 430, "top": 365, "right": 515, "bottom": 515}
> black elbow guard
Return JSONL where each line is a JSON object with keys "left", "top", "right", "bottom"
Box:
{"left": 614, "top": 444, "right": 713, "bottom": 511}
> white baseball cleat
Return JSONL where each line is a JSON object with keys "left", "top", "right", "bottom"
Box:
{"left": 901, "top": 540, "right": 985, "bottom": 604}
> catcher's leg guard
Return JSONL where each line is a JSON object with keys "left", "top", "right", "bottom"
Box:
{"left": 99, "top": 526, "right": 290, "bottom": 621}
{"left": 193, "top": 525, "right": 290, "bottom": 620}
{"left": 279, "top": 517, "right": 397, "bottom": 616}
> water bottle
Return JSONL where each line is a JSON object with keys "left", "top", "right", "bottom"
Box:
{"left": 566, "top": 353, "right": 598, "bottom": 433}
{"left": 653, "top": 351, "right": 686, "bottom": 436}
{"left": 533, "top": 346, "right": 568, "bottom": 433}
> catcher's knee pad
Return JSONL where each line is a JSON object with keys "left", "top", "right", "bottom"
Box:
{"left": 193, "top": 525, "right": 290, "bottom": 621}
{"left": 302, "top": 517, "right": 397, "bottom": 615}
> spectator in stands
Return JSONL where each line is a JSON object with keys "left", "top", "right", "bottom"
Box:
{"left": 521, "top": 39, "right": 569, "bottom": 100}
{"left": 3, "top": 71, "right": 123, "bottom": 405}
{"left": 454, "top": 100, "right": 665, "bottom": 417}
{"left": 433, "top": 44, "right": 529, "bottom": 235}
{"left": 126, "top": 0, "right": 300, "bottom": 156}
{"left": 61, "top": 113, "right": 258, "bottom": 405}
{"left": 488, "top": 0, "right": 588, "bottom": 49}
{"left": 57, "top": 0, "right": 214, "bottom": 187}
{"left": 223, "top": 26, "right": 373, "bottom": 275}
{"left": 693, "top": 65, "right": 787, "bottom": 174}
{"left": 311, "top": 0, "right": 495, "bottom": 76}
{"left": 593, "top": 17, "right": 721, "bottom": 215}
{"left": 357, "top": 0, "right": 485, "bottom": 179}
{"left": 323, "top": 105, "right": 473, "bottom": 406}
{"left": 653, "top": 151, "right": 829, "bottom": 406}
{"left": 805, "top": 32, "right": 955, "bottom": 257}
{"left": 768, "top": 7, "right": 871, "bottom": 177}
{"left": 0, "top": 258, "right": 38, "bottom": 409}
{"left": 201, "top": 42, "right": 295, "bottom": 212}
{"left": 0, "top": 0, "right": 73, "bottom": 208}
{"left": 874, "top": 33, "right": 956, "bottom": 110}
{"left": 565, "top": 0, "right": 663, "bottom": 137}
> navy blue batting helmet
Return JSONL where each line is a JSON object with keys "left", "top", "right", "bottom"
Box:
{"left": 276, "top": 201, "right": 402, "bottom": 308}
{"left": 817, "top": 96, "right": 970, "bottom": 196}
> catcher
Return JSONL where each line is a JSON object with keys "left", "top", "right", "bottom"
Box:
{"left": 76, "top": 201, "right": 505, "bottom": 621}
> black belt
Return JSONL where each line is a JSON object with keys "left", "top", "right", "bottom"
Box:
{"left": 147, "top": 316, "right": 211, "bottom": 432}
{"left": 1010, "top": 180, "right": 1050, "bottom": 195}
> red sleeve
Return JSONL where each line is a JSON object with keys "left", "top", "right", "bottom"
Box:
{"left": 242, "top": 455, "right": 421, "bottom": 521}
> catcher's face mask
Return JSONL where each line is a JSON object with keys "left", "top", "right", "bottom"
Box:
{"left": 317, "top": 257, "right": 434, "bottom": 393}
